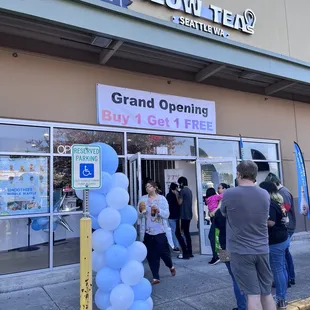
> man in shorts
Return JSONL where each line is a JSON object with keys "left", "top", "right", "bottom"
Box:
{"left": 221, "top": 161, "right": 276, "bottom": 310}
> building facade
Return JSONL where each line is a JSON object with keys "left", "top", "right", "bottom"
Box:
{"left": 0, "top": 0, "right": 310, "bottom": 278}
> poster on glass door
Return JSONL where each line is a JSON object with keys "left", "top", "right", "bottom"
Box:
{"left": 97, "top": 84, "right": 216, "bottom": 134}
{"left": 164, "top": 169, "right": 184, "bottom": 195}
{"left": 0, "top": 157, "right": 49, "bottom": 216}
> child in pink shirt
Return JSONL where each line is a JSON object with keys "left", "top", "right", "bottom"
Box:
{"left": 205, "top": 188, "right": 223, "bottom": 215}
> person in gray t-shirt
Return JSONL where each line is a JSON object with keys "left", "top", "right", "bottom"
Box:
{"left": 221, "top": 161, "right": 275, "bottom": 310}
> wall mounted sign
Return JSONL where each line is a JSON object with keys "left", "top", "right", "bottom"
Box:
{"left": 96, "top": 84, "right": 216, "bottom": 134}
{"left": 99, "top": 0, "right": 256, "bottom": 38}
{"left": 152, "top": 0, "right": 256, "bottom": 38}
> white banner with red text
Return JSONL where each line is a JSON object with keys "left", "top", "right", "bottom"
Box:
{"left": 96, "top": 84, "right": 216, "bottom": 134}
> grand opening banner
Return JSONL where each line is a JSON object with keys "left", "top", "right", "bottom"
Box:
{"left": 96, "top": 84, "right": 216, "bottom": 134}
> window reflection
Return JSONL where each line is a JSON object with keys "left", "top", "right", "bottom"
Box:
{"left": 53, "top": 157, "right": 124, "bottom": 212}
{"left": 0, "top": 217, "right": 49, "bottom": 275}
{"left": 255, "top": 162, "right": 280, "bottom": 185}
{"left": 0, "top": 124, "right": 49, "bottom": 153}
{"left": 127, "top": 134, "right": 195, "bottom": 156}
{"left": 53, "top": 128, "right": 123, "bottom": 155}
{"left": 243, "top": 142, "right": 278, "bottom": 161}
{"left": 53, "top": 214, "right": 82, "bottom": 267}
{"left": 198, "top": 139, "right": 239, "bottom": 158}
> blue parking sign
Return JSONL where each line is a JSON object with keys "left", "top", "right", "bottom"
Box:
{"left": 80, "top": 163, "right": 94, "bottom": 179}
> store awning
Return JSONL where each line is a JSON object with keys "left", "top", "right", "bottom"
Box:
{"left": 1, "top": 3, "right": 310, "bottom": 104}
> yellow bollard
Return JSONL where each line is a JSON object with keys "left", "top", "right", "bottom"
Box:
{"left": 80, "top": 217, "right": 93, "bottom": 310}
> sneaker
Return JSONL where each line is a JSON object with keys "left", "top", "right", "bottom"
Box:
{"left": 287, "top": 281, "right": 291, "bottom": 288}
{"left": 173, "top": 247, "right": 180, "bottom": 252}
{"left": 277, "top": 299, "right": 287, "bottom": 309}
{"left": 290, "top": 279, "right": 296, "bottom": 285}
{"left": 190, "top": 254, "right": 194, "bottom": 258}
{"left": 208, "top": 258, "right": 220, "bottom": 265}
{"left": 177, "top": 254, "right": 190, "bottom": 260}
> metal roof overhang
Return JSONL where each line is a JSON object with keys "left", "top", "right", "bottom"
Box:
{"left": 1, "top": 0, "right": 310, "bottom": 103}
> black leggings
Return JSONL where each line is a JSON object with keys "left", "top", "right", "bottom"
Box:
{"left": 144, "top": 233, "right": 173, "bottom": 280}
{"left": 209, "top": 217, "right": 219, "bottom": 260}
{"left": 175, "top": 219, "right": 192, "bottom": 258}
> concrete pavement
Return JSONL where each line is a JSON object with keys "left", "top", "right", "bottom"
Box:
{"left": 0, "top": 237, "right": 309, "bottom": 310}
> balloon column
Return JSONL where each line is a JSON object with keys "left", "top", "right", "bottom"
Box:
{"left": 77, "top": 143, "right": 153, "bottom": 310}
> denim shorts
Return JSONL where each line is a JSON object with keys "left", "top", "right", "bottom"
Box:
{"left": 230, "top": 253, "right": 273, "bottom": 295}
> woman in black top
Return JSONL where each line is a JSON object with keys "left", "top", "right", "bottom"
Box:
{"left": 166, "top": 183, "right": 180, "bottom": 252}
{"left": 259, "top": 182, "right": 289, "bottom": 309}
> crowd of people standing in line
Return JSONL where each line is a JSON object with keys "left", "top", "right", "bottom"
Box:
{"left": 137, "top": 162, "right": 296, "bottom": 310}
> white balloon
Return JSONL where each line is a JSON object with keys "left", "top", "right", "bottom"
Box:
{"left": 75, "top": 190, "right": 83, "bottom": 200}
{"left": 120, "top": 260, "right": 144, "bottom": 286}
{"left": 111, "top": 173, "right": 129, "bottom": 189}
{"left": 146, "top": 297, "right": 153, "bottom": 309}
{"left": 92, "top": 251, "right": 105, "bottom": 272}
{"left": 92, "top": 229, "right": 114, "bottom": 253}
{"left": 98, "top": 208, "right": 121, "bottom": 231}
{"left": 128, "top": 241, "right": 147, "bottom": 262}
{"left": 110, "top": 284, "right": 134, "bottom": 310}
{"left": 106, "top": 187, "right": 129, "bottom": 210}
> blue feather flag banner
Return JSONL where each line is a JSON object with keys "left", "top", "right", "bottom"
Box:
{"left": 239, "top": 135, "right": 245, "bottom": 161}
{"left": 294, "top": 142, "right": 310, "bottom": 217}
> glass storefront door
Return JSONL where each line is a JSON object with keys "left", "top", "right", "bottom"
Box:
{"left": 196, "top": 158, "right": 236, "bottom": 255}
{"left": 129, "top": 153, "right": 142, "bottom": 208}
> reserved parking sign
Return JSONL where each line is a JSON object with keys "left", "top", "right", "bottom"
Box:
{"left": 72, "top": 144, "right": 101, "bottom": 190}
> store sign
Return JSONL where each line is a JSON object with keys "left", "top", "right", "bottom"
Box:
{"left": 154, "top": 0, "right": 256, "bottom": 38}
{"left": 71, "top": 144, "right": 101, "bottom": 190}
{"left": 96, "top": 84, "right": 216, "bottom": 134}
{"left": 0, "top": 157, "right": 48, "bottom": 216}
{"left": 99, "top": 0, "right": 256, "bottom": 38}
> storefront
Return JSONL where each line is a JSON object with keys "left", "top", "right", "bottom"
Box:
{"left": 0, "top": 0, "right": 310, "bottom": 278}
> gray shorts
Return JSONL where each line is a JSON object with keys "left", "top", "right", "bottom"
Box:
{"left": 230, "top": 253, "right": 273, "bottom": 296}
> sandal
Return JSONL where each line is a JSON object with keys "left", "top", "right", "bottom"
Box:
{"left": 170, "top": 267, "right": 176, "bottom": 277}
{"left": 151, "top": 279, "right": 160, "bottom": 285}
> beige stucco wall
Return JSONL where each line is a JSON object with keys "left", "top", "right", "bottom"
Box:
{"left": 0, "top": 48, "right": 308, "bottom": 198}
{"left": 130, "top": 0, "right": 310, "bottom": 63}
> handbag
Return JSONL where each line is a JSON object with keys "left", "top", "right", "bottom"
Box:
{"left": 218, "top": 248, "right": 231, "bottom": 262}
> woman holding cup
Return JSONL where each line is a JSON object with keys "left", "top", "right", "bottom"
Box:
{"left": 138, "top": 180, "right": 176, "bottom": 285}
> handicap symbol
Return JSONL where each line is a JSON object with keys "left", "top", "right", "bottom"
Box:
{"left": 80, "top": 163, "right": 94, "bottom": 179}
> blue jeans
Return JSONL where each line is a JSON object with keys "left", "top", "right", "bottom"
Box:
{"left": 225, "top": 262, "right": 247, "bottom": 310}
{"left": 286, "top": 232, "right": 295, "bottom": 281}
{"left": 168, "top": 219, "right": 179, "bottom": 248}
{"left": 269, "top": 238, "right": 290, "bottom": 301}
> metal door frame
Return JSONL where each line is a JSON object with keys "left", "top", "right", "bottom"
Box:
{"left": 196, "top": 157, "right": 237, "bottom": 255}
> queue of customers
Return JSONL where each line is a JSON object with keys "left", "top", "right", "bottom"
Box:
{"left": 137, "top": 163, "right": 296, "bottom": 310}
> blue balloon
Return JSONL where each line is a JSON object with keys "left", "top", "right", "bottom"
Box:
{"left": 128, "top": 300, "right": 150, "bottom": 310}
{"left": 105, "top": 244, "right": 129, "bottom": 269}
{"left": 91, "top": 142, "right": 118, "bottom": 175}
{"left": 93, "top": 172, "right": 112, "bottom": 195}
{"left": 119, "top": 205, "right": 138, "bottom": 225}
{"left": 91, "top": 216, "right": 100, "bottom": 230}
{"left": 95, "top": 290, "right": 111, "bottom": 309}
{"left": 132, "top": 278, "right": 152, "bottom": 301}
{"left": 114, "top": 224, "right": 137, "bottom": 247}
{"left": 31, "top": 220, "right": 41, "bottom": 231}
{"left": 89, "top": 192, "right": 107, "bottom": 217}
{"left": 37, "top": 217, "right": 49, "bottom": 226}
{"left": 96, "top": 267, "right": 121, "bottom": 292}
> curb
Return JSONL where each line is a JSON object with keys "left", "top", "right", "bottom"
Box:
{"left": 291, "top": 232, "right": 310, "bottom": 242}
{"left": 288, "top": 298, "right": 310, "bottom": 310}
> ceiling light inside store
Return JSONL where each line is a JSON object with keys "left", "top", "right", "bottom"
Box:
{"left": 43, "top": 133, "right": 49, "bottom": 138}
{"left": 31, "top": 144, "right": 36, "bottom": 147}
{"left": 91, "top": 36, "right": 112, "bottom": 48}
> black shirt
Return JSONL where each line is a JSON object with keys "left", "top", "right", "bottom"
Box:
{"left": 166, "top": 191, "right": 180, "bottom": 220}
{"left": 268, "top": 200, "right": 288, "bottom": 245}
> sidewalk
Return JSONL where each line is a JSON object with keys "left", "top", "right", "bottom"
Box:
{"left": 0, "top": 236, "right": 309, "bottom": 310}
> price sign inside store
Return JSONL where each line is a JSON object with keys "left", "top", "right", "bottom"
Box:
{"left": 71, "top": 144, "right": 101, "bottom": 190}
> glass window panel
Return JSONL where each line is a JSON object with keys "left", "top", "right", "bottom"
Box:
{"left": 0, "top": 124, "right": 50, "bottom": 153}
{"left": 53, "top": 128, "right": 123, "bottom": 155}
{"left": 255, "top": 162, "right": 280, "bottom": 185}
{"left": 243, "top": 142, "right": 278, "bottom": 161}
{"left": 127, "top": 134, "right": 195, "bottom": 156}
{"left": 198, "top": 139, "right": 239, "bottom": 158}
{"left": 53, "top": 157, "right": 124, "bottom": 212}
{"left": 0, "top": 217, "right": 50, "bottom": 275}
{"left": 53, "top": 214, "right": 82, "bottom": 267}
{"left": 0, "top": 156, "right": 50, "bottom": 216}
